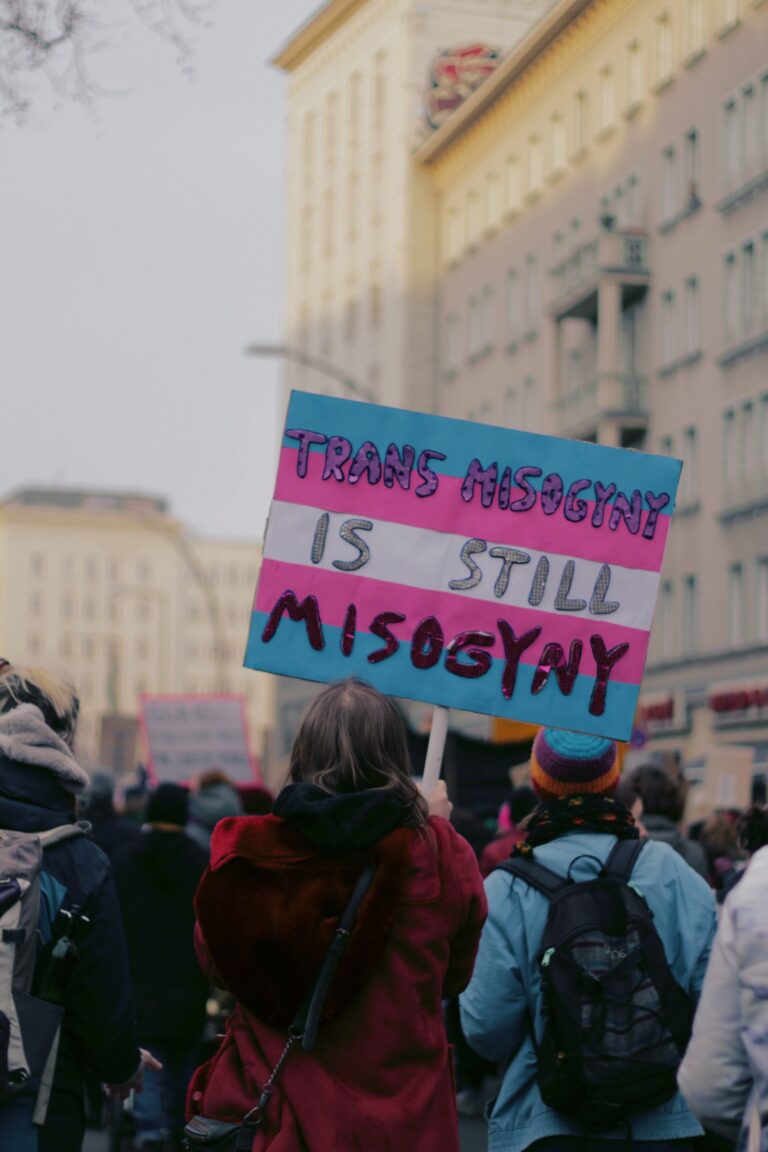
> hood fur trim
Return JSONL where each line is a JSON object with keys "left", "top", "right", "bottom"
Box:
{"left": 0, "top": 704, "right": 90, "bottom": 794}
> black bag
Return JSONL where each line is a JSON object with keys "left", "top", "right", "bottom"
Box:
{"left": 183, "top": 862, "right": 376, "bottom": 1152}
{"left": 498, "top": 839, "right": 694, "bottom": 1130}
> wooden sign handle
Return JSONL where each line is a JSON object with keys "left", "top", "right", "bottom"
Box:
{"left": 421, "top": 705, "right": 449, "bottom": 796}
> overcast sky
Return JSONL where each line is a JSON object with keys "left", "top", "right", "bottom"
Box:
{"left": 0, "top": 0, "right": 317, "bottom": 541}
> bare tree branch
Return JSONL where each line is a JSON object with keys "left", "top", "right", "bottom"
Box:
{"left": 0, "top": 0, "right": 210, "bottom": 120}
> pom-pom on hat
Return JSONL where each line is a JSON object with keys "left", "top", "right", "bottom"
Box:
{"left": 531, "top": 728, "right": 619, "bottom": 802}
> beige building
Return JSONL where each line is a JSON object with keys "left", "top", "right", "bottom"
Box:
{"left": 0, "top": 488, "right": 274, "bottom": 780}
{"left": 275, "top": 0, "right": 559, "bottom": 412}
{"left": 276, "top": 0, "right": 768, "bottom": 779}
{"left": 418, "top": 0, "right": 768, "bottom": 769}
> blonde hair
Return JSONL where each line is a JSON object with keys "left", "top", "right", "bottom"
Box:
{"left": 0, "top": 664, "right": 80, "bottom": 748}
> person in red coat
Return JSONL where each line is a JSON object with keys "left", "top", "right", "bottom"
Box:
{"left": 187, "top": 677, "right": 487, "bottom": 1151}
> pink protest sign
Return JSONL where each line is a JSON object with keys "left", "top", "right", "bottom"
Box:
{"left": 244, "top": 392, "right": 682, "bottom": 741}
{"left": 140, "top": 694, "right": 257, "bottom": 784}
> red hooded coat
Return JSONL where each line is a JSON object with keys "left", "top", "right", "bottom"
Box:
{"left": 188, "top": 803, "right": 487, "bottom": 1151}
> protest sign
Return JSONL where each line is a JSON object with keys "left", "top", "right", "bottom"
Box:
{"left": 140, "top": 694, "right": 256, "bottom": 783}
{"left": 244, "top": 391, "right": 681, "bottom": 741}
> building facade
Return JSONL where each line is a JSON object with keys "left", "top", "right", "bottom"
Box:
{"left": 418, "top": 0, "right": 768, "bottom": 769}
{"left": 0, "top": 488, "right": 274, "bottom": 780}
{"left": 275, "top": 0, "right": 558, "bottom": 412}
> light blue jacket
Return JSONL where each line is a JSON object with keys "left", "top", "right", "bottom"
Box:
{"left": 460, "top": 831, "right": 718, "bottom": 1152}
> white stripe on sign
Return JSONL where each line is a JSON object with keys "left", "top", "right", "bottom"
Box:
{"left": 263, "top": 500, "right": 660, "bottom": 631}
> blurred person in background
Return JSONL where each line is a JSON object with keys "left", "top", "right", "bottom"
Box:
{"left": 112, "top": 782, "right": 209, "bottom": 1152}
{"left": 186, "top": 769, "right": 244, "bottom": 855}
{"left": 678, "top": 809, "right": 768, "bottom": 1149}
{"left": 0, "top": 661, "right": 156, "bottom": 1152}
{"left": 82, "top": 768, "right": 141, "bottom": 861}
{"left": 614, "top": 773, "right": 647, "bottom": 835}
{"left": 629, "top": 764, "right": 709, "bottom": 880}
{"left": 480, "top": 784, "right": 538, "bottom": 878}
{"left": 699, "top": 809, "right": 748, "bottom": 898}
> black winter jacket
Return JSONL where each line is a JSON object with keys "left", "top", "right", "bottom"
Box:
{"left": 112, "top": 828, "right": 209, "bottom": 1041}
{"left": 0, "top": 737, "right": 140, "bottom": 1148}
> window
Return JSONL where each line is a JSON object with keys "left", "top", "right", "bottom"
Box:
{"left": 504, "top": 388, "right": 517, "bottom": 428}
{"left": 683, "top": 276, "right": 701, "bottom": 354}
{"left": 742, "top": 85, "right": 758, "bottom": 176}
{"left": 598, "top": 69, "right": 615, "bottom": 132}
{"left": 325, "top": 91, "right": 338, "bottom": 168}
{"left": 661, "top": 290, "right": 677, "bottom": 365}
{"left": 682, "top": 426, "right": 699, "bottom": 503}
{"left": 662, "top": 146, "right": 678, "bottom": 219}
{"left": 684, "top": 129, "right": 700, "bottom": 202}
{"left": 84, "top": 596, "right": 96, "bottom": 620}
{"left": 446, "top": 209, "right": 461, "bottom": 264}
{"left": 728, "top": 563, "right": 745, "bottom": 646}
{"left": 527, "top": 136, "right": 543, "bottom": 195}
{"left": 723, "top": 99, "right": 739, "bottom": 189}
{"left": 574, "top": 90, "right": 589, "bottom": 153}
{"left": 659, "top": 581, "right": 675, "bottom": 660}
{"left": 757, "top": 557, "right": 768, "bottom": 642}
{"left": 344, "top": 298, "right": 357, "bottom": 344}
{"left": 523, "top": 255, "right": 538, "bottom": 332}
{"left": 369, "top": 281, "right": 382, "bottom": 328}
{"left": 743, "top": 241, "right": 756, "bottom": 335}
{"left": 323, "top": 188, "right": 335, "bottom": 255}
{"left": 741, "top": 401, "right": 755, "bottom": 490}
{"left": 654, "top": 14, "right": 673, "bottom": 86}
{"left": 443, "top": 313, "right": 459, "bottom": 376}
{"left": 626, "top": 42, "right": 643, "bottom": 107}
{"left": 372, "top": 52, "right": 385, "bottom": 139}
{"left": 466, "top": 193, "right": 481, "bottom": 249}
{"left": 723, "top": 408, "right": 737, "bottom": 494}
{"left": 504, "top": 156, "right": 521, "bottom": 214}
{"left": 348, "top": 72, "right": 361, "bottom": 153}
{"left": 723, "top": 252, "right": 739, "bottom": 345}
{"left": 551, "top": 115, "right": 566, "bottom": 171}
{"left": 506, "top": 269, "right": 519, "bottom": 342}
{"left": 347, "top": 172, "right": 359, "bottom": 241}
{"left": 300, "top": 206, "right": 312, "bottom": 270}
{"left": 718, "top": 0, "right": 740, "bottom": 30}
{"left": 319, "top": 305, "right": 330, "bottom": 354}
{"left": 61, "top": 594, "right": 73, "bottom": 619}
{"left": 481, "top": 286, "right": 495, "bottom": 352}
{"left": 685, "top": 0, "right": 706, "bottom": 56}
{"left": 30, "top": 553, "right": 44, "bottom": 577}
{"left": 484, "top": 173, "right": 501, "bottom": 232}
{"left": 682, "top": 575, "right": 698, "bottom": 654}
{"left": 522, "top": 377, "right": 536, "bottom": 431}
{"left": 468, "top": 296, "right": 481, "bottom": 360}
{"left": 626, "top": 174, "right": 642, "bottom": 226}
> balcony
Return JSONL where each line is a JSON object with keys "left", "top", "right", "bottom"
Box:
{"left": 554, "top": 373, "right": 649, "bottom": 439}
{"left": 550, "top": 229, "right": 650, "bottom": 321}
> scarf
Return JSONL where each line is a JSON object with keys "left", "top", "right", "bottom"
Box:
{"left": 513, "top": 793, "right": 638, "bottom": 857}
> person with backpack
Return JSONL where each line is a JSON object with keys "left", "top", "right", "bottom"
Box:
{"left": 185, "top": 677, "right": 487, "bottom": 1152}
{"left": 460, "top": 726, "right": 717, "bottom": 1152}
{"left": 0, "top": 662, "right": 159, "bottom": 1152}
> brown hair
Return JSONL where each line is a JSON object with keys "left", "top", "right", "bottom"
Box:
{"left": 289, "top": 679, "right": 429, "bottom": 828}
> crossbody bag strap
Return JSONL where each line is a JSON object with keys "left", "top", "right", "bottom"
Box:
{"left": 235, "top": 861, "right": 377, "bottom": 1150}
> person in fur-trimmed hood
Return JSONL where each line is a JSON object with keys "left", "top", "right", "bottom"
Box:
{"left": 0, "top": 663, "right": 158, "bottom": 1152}
{"left": 188, "top": 678, "right": 487, "bottom": 1152}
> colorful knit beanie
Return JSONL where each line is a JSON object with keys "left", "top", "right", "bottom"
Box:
{"left": 531, "top": 727, "right": 619, "bottom": 801}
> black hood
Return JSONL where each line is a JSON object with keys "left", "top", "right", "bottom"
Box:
{"left": 272, "top": 782, "right": 411, "bottom": 851}
{"left": 0, "top": 751, "right": 77, "bottom": 829}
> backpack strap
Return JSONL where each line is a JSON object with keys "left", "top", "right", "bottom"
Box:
{"left": 603, "top": 836, "right": 646, "bottom": 882}
{"left": 37, "top": 820, "right": 90, "bottom": 850}
{"left": 495, "top": 856, "right": 570, "bottom": 900}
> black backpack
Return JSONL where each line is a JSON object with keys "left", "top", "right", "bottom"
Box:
{"left": 498, "top": 839, "right": 694, "bottom": 1130}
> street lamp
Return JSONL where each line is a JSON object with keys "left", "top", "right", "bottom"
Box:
{"left": 244, "top": 341, "right": 377, "bottom": 404}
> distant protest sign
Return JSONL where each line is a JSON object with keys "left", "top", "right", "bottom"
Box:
{"left": 244, "top": 392, "right": 681, "bottom": 741}
{"left": 140, "top": 694, "right": 256, "bottom": 783}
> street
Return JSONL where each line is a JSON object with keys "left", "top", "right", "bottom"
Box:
{"left": 83, "top": 1115, "right": 488, "bottom": 1151}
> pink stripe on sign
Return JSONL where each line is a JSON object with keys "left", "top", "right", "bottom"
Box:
{"left": 254, "top": 559, "right": 648, "bottom": 685}
{"left": 274, "top": 447, "right": 669, "bottom": 573}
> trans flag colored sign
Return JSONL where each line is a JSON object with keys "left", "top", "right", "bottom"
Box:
{"left": 244, "top": 391, "right": 681, "bottom": 741}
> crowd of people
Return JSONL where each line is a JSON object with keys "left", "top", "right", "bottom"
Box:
{"left": 0, "top": 659, "right": 766, "bottom": 1152}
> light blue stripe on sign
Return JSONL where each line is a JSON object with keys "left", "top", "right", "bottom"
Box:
{"left": 281, "top": 390, "right": 682, "bottom": 514}
{"left": 245, "top": 610, "right": 638, "bottom": 741}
